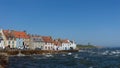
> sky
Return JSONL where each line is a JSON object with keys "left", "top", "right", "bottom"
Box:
{"left": 0, "top": 0, "right": 120, "bottom": 47}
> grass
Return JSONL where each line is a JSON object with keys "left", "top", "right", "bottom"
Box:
{"left": 76, "top": 44, "right": 96, "bottom": 49}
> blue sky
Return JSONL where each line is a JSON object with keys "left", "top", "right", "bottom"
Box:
{"left": 0, "top": 0, "right": 120, "bottom": 47}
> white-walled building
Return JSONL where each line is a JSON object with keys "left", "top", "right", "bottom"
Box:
{"left": 53, "top": 40, "right": 61, "bottom": 50}
{"left": 0, "top": 29, "right": 15, "bottom": 48}
{"left": 0, "top": 29, "right": 76, "bottom": 50}
{"left": 69, "top": 40, "right": 76, "bottom": 50}
{"left": 0, "top": 34, "right": 5, "bottom": 49}
{"left": 42, "top": 36, "right": 54, "bottom": 50}
{"left": 53, "top": 39, "right": 76, "bottom": 50}
{"left": 0, "top": 29, "right": 30, "bottom": 48}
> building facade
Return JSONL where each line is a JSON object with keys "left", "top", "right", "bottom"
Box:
{"left": 0, "top": 33, "right": 4, "bottom": 49}
{"left": 0, "top": 29, "right": 76, "bottom": 50}
{"left": 42, "top": 36, "right": 54, "bottom": 50}
{"left": 2, "top": 30, "right": 16, "bottom": 48}
{"left": 53, "top": 39, "right": 77, "bottom": 50}
{"left": 29, "top": 35, "right": 45, "bottom": 50}
{"left": 11, "top": 30, "right": 30, "bottom": 48}
{"left": 0, "top": 29, "right": 30, "bottom": 48}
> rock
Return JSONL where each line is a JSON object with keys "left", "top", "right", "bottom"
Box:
{"left": 0, "top": 53, "right": 8, "bottom": 68}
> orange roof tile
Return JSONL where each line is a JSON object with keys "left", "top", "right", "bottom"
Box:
{"left": 61, "top": 39, "right": 69, "bottom": 43}
{"left": 3, "top": 30, "right": 29, "bottom": 39}
{"left": 12, "top": 31, "right": 29, "bottom": 39}
{"left": 3, "top": 30, "right": 14, "bottom": 39}
{"left": 42, "top": 36, "right": 53, "bottom": 43}
{"left": 53, "top": 41, "right": 61, "bottom": 46}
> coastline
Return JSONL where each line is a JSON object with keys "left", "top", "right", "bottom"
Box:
{"left": 0, "top": 50, "right": 79, "bottom": 56}
{"left": 0, "top": 53, "right": 8, "bottom": 68}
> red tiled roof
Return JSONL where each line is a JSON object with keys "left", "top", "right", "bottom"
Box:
{"left": 42, "top": 36, "right": 53, "bottom": 43}
{"left": 53, "top": 41, "right": 61, "bottom": 46}
{"left": 61, "top": 39, "right": 69, "bottom": 43}
{"left": 12, "top": 31, "right": 29, "bottom": 39}
{"left": 3, "top": 30, "right": 29, "bottom": 39}
{"left": 53, "top": 39, "right": 69, "bottom": 46}
{"left": 3, "top": 30, "right": 14, "bottom": 39}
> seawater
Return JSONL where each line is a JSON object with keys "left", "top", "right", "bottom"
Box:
{"left": 8, "top": 48, "right": 120, "bottom": 68}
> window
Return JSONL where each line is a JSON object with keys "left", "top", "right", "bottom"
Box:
{"left": 12, "top": 41, "right": 14, "bottom": 44}
{"left": 8, "top": 41, "right": 10, "bottom": 45}
{"left": 33, "top": 38, "right": 36, "bottom": 41}
{"left": 45, "top": 46, "right": 47, "bottom": 49}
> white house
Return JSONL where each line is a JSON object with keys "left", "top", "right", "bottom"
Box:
{"left": 0, "top": 29, "right": 17, "bottom": 48}
{"left": 69, "top": 40, "right": 76, "bottom": 50}
{"left": 42, "top": 36, "right": 54, "bottom": 50}
{"left": 0, "top": 29, "right": 6, "bottom": 48}
{"left": 0, "top": 36, "right": 4, "bottom": 49}
{"left": 53, "top": 39, "right": 76, "bottom": 50}
{"left": 53, "top": 40, "right": 61, "bottom": 50}
{"left": 0, "top": 29, "right": 30, "bottom": 48}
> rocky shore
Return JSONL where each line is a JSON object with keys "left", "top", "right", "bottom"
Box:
{"left": 0, "top": 50, "right": 78, "bottom": 56}
{"left": 0, "top": 50, "right": 78, "bottom": 68}
{"left": 0, "top": 53, "right": 8, "bottom": 68}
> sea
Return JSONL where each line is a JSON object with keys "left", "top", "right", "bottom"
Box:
{"left": 8, "top": 48, "right": 120, "bottom": 68}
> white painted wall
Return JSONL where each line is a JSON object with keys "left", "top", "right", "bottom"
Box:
{"left": 42, "top": 43, "right": 54, "bottom": 50}
{"left": 0, "top": 40, "right": 5, "bottom": 49}
{"left": 60, "top": 42, "right": 76, "bottom": 50}
{"left": 6, "top": 40, "right": 16, "bottom": 48}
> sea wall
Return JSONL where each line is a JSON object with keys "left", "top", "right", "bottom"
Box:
{"left": 0, "top": 50, "right": 78, "bottom": 56}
